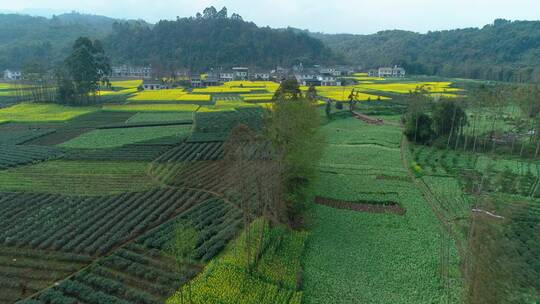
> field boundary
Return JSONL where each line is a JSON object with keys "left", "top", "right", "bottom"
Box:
{"left": 314, "top": 196, "right": 406, "bottom": 215}
{"left": 98, "top": 120, "right": 193, "bottom": 129}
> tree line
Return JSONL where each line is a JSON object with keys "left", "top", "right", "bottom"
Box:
{"left": 404, "top": 84, "right": 540, "bottom": 158}
{"left": 314, "top": 19, "right": 540, "bottom": 83}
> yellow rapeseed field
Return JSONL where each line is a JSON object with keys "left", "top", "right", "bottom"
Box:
{"left": 98, "top": 88, "right": 138, "bottom": 96}
{"left": 355, "top": 82, "right": 462, "bottom": 94}
{"left": 192, "top": 87, "right": 254, "bottom": 94}
{"left": 317, "top": 86, "right": 389, "bottom": 102}
{"left": 241, "top": 93, "right": 274, "bottom": 102}
{"left": 0, "top": 103, "right": 97, "bottom": 122}
{"left": 109, "top": 80, "right": 143, "bottom": 89}
{"left": 128, "top": 89, "right": 211, "bottom": 102}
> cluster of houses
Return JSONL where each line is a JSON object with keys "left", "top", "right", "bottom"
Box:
{"left": 3, "top": 64, "right": 407, "bottom": 89}
{"left": 293, "top": 65, "right": 353, "bottom": 87}
{"left": 3, "top": 69, "right": 22, "bottom": 81}
{"left": 111, "top": 65, "right": 406, "bottom": 89}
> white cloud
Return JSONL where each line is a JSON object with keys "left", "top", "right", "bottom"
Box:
{"left": 1, "top": 0, "right": 539, "bottom": 34}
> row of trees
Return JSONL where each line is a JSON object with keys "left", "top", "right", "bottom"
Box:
{"left": 404, "top": 84, "right": 540, "bottom": 158}
{"left": 166, "top": 79, "right": 323, "bottom": 304}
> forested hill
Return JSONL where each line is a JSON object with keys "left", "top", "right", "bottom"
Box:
{"left": 312, "top": 19, "right": 540, "bottom": 82}
{"left": 104, "top": 8, "right": 336, "bottom": 70}
{"left": 0, "top": 9, "right": 336, "bottom": 72}
{"left": 0, "top": 13, "right": 121, "bottom": 69}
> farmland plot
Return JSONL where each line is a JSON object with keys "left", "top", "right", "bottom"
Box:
{"left": 0, "top": 103, "right": 97, "bottom": 123}
{"left": 25, "top": 198, "right": 243, "bottom": 304}
{"left": 0, "top": 160, "right": 157, "bottom": 195}
{"left": 59, "top": 125, "right": 192, "bottom": 149}
{"left": 0, "top": 129, "right": 55, "bottom": 145}
{"left": 167, "top": 220, "right": 306, "bottom": 304}
{"left": 0, "top": 145, "right": 64, "bottom": 169}
{"left": 0, "top": 246, "right": 92, "bottom": 304}
{"left": 0, "top": 188, "right": 211, "bottom": 255}
{"left": 302, "top": 115, "right": 462, "bottom": 304}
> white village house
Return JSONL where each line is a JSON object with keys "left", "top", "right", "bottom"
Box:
{"left": 251, "top": 71, "right": 270, "bottom": 81}
{"left": 219, "top": 71, "right": 234, "bottom": 82}
{"left": 112, "top": 65, "right": 152, "bottom": 78}
{"left": 377, "top": 66, "right": 406, "bottom": 78}
{"left": 3, "top": 69, "right": 22, "bottom": 80}
{"left": 232, "top": 67, "right": 249, "bottom": 80}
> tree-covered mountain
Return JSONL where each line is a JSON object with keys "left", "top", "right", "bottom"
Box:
{"left": 0, "top": 12, "right": 123, "bottom": 69}
{"left": 312, "top": 19, "right": 540, "bottom": 82}
{"left": 104, "top": 7, "right": 336, "bottom": 71}
{"left": 0, "top": 8, "right": 336, "bottom": 72}
{"left": 3, "top": 11, "right": 540, "bottom": 83}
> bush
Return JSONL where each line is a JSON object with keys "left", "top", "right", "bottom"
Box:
{"left": 411, "top": 161, "right": 424, "bottom": 177}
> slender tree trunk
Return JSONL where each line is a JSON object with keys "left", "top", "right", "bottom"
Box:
{"left": 414, "top": 116, "right": 419, "bottom": 143}
{"left": 472, "top": 113, "right": 478, "bottom": 153}
{"left": 447, "top": 106, "right": 458, "bottom": 149}
{"left": 455, "top": 117, "right": 463, "bottom": 150}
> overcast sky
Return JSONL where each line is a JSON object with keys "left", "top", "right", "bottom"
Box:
{"left": 1, "top": 0, "right": 539, "bottom": 34}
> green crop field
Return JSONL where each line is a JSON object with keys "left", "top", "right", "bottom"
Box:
{"left": 60, "top": 125, "right": 192, "bottom": 149}
{"left": 301, "top": 115, "right": 462, "bottom": 304}
{"left": 0, "top": 160, "right": 157, "bottom": 195}
{"left": 2, "top": 73, "right": 535, "bottom": 304}
{"left": 126, "top": 112, "right": 195, "bottom": 123}
{"left": 103, "top": 103, "right": 200, "bottom": 112}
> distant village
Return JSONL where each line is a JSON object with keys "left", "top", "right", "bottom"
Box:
{"left": 3, "top": 65, "right": 406, "bottom": 90}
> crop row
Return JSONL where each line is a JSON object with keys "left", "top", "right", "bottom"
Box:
{"left": 155, "top": 142, "right": 224, "bottom": 162}
{"left": 0, "top": 129, "right": 54, "bottom": 145}
{"left": 0, "top": 188, "right": 211, "bottom": 255}
{"left": 149, "top": 161, "right": 235, "bottom": 194}
{"left": 63, "top": 144, "right": 172, "bottom": 161}
{"left": 28, "top": 198, "right": 243, "bottom": 304}
{"left": 0, "top": 145, "right": 64, "bottom": 169}
{"left": 193, "top": 107, "right": 264, "bottom": 134}
{"left": 0, "top": 246, "right": 92, "bottom": 303}
{"left": 187, "top": 131, "right": 229, "bottom": 143}
{"left": 137, "top": 198, "right": 243, "bottom": 261}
